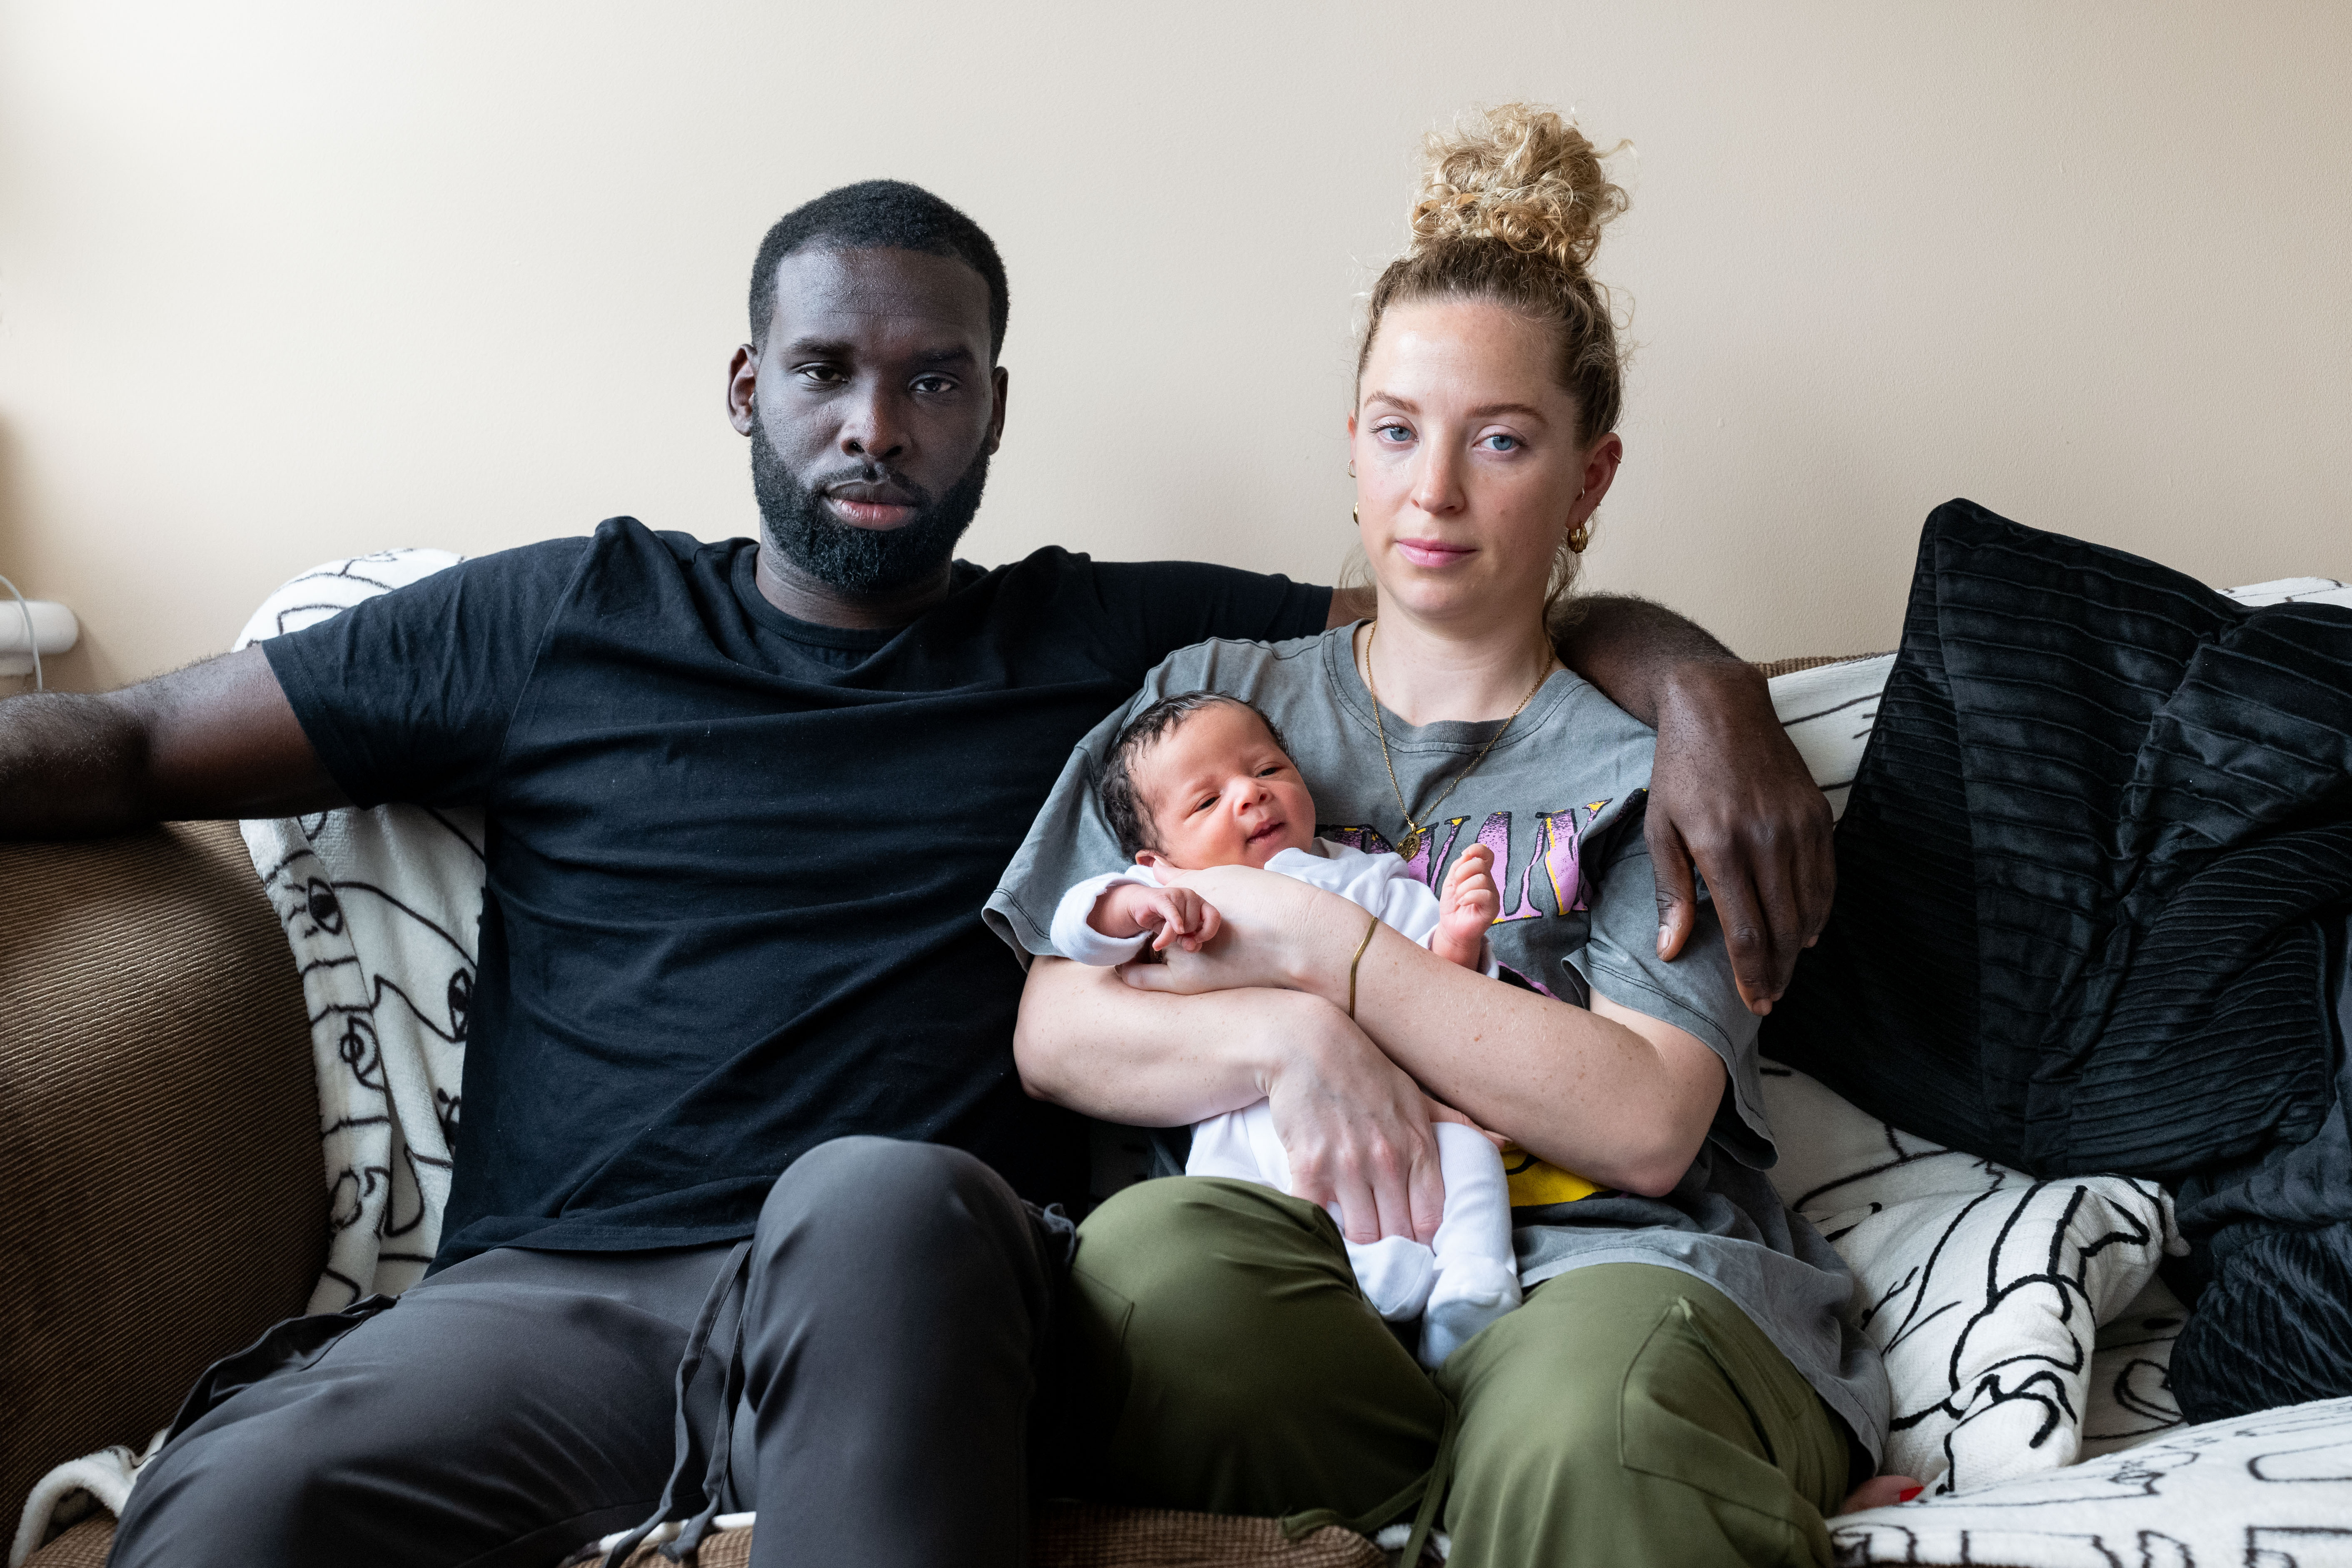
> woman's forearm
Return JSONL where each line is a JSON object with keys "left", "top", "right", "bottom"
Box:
{"left": 1013, "top": 956, "right": 1291, "bottom": 1125}
{"left": 1304, "top": 921, "right": 1723, "bottom": 1195}
{"left": 1014, "top": 953, "right": 1459, "bottom": 1243}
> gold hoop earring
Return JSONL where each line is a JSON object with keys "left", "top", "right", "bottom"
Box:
{"left": 1565, "top": 485, "right": 1592, "bottom": 552}
{"left": 1347, "top": 461, "right": 1357, "bottom": 478}
{"left": 1352, "top": 506, "right": 1360, "bottom": 526}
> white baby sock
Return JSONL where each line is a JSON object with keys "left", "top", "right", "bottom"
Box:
{"left": 1416, "top": 1122, "right": 1525, "bottom": 1368}
{"left": 1347, "top": 1234, "right": 1438, "bottom": 1321}
{"left": 1419, "top": 1255, "right": 1521, "bottom": 1368}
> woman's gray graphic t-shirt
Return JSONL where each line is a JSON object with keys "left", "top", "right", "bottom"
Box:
{"left": 985, "top": 625, "right": 1890, "bottom": 1460}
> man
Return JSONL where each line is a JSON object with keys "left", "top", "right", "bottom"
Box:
{"left": 0, "top": 182, "right": 1830, "bottom": 1567}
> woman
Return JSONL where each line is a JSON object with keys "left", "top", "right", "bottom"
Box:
{"left": 987, "top": 106, "right": 1899, "bottom": 1566}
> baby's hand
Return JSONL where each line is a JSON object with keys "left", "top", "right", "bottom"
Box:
{"left": 1432, "top": 844, "right": 1499, "bottom": 970}
{"left": 1096, "top": 882, "right": 1224, "bottom": 953}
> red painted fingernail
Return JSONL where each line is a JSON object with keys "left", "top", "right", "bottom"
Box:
{"left": 1897, "top": 1486, "right": 1923, "bottom": 1503}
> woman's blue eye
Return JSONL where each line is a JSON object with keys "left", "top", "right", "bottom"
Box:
{"left": 1377, "top": 425, "right": 1412, "bottom": 443}
{"left": 1484, "top": 433, "right": 1520, "bottom": 452}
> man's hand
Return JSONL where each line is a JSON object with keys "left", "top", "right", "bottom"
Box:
{"left": 1647, "top": 661, "right": 1833, "bottom": 1014}
{"left": 1096, "top": 882, "right": 1222, "bottom": 953}
{"left": 1550, "top": 593, "right": 1834, "bottom": 1014}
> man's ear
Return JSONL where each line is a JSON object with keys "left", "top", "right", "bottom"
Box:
{"left": 986, "top": 364, "right": 1009, "bottom": 455}
{"left": 727, "top": 343, "right": 759, "bottom": 436}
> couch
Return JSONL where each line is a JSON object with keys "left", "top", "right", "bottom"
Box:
{"left": 9, "top": 641, "right": 2350, "bottom": 1568}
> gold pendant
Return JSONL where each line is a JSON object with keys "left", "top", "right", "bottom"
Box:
{"left": 1396, "top": 828, "right": 1423, "bottom": 861}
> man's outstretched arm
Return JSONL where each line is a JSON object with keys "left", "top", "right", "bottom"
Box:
{"left": 0, "top": 645, "right": 349, "bottom": 836}
{"left": 1325, "top": 586, "right": 1832, "bottom": 1012}
{"left": 1549, "top": 593, "right": 1831, "bottom": 1015}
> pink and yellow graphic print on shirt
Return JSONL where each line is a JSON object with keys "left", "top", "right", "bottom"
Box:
{"left": 1321, "top": 802, "right": 1616, "bottom": 1209}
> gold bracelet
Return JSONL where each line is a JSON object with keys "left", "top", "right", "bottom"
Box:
{"left": 1345, "top": 911, "right": 1380, "bottom": 1019}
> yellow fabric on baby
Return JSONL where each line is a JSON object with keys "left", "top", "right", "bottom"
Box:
{"left": 1501, "top": 1144, "right": 1601, "bottom": 1207}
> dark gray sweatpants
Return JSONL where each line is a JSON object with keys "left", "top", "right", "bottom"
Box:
{"left": 109, "top": 1137, "right": 1068, "bottom": 1568}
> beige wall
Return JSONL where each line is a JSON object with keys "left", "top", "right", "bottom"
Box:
{"left": 2, "top": 1, "right": 2345, "bottom": 692}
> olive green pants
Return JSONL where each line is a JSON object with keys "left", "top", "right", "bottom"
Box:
{"left": 1048, "top": 1178, "right": 1850, "bottom": 1568}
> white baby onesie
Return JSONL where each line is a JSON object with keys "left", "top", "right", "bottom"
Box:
{"left": 1050, "top": 838, "right": 1523, "bottom": 1369}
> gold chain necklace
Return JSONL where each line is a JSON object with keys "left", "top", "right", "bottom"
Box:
{"left": 1360, "top": 620, "right": 1556, "bottom": 861}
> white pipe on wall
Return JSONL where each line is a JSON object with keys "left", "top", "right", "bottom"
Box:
{"left": 0, "top": 600, "right": 80, "bottom": 676}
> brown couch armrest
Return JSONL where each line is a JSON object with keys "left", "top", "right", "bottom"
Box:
{"left": 1754, "top": 653, "right": 1890, "bottom": 680}
{"left": 0, "top": 820, "right": 323, "bottom": 1516}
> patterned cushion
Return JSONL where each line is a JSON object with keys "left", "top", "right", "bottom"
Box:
{"left": 1833, "top": 1395, "right": 2352, "bottom": 1566}
{"left": 1760, "top": 1062, "right": 2177, "bottom": 1493}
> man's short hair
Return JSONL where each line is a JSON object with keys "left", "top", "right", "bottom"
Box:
{"left": 1098, "top": 692, "right": 1290, "bottom": 862}
{"left": 748, "top": 179, "right": 1010, "bottom": 359}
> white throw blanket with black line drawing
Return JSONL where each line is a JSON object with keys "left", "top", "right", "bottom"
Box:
{"left": 233, "top": 550, "right": 485, "bottom": 1309}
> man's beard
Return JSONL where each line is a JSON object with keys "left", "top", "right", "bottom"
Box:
{"left": 748, "top": 408, "right": 990, "bottom": 596}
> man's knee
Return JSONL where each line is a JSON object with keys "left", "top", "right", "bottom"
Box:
{"left": 753, "top": 1136, "right": 1044, "bottom": 1316}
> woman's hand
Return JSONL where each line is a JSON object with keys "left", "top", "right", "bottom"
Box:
{"left": 1424, "top": 1093, "right": 1511, "bottom": 1149}
{"left": 1013, "top": 959, "right": 1449, "bottom": 1244}
{"left": 1260, "top": 1001, "right": 1449, "bottom": 1245}
{"left": 1115, "top": 865, "right": 1357, "bottom": 997}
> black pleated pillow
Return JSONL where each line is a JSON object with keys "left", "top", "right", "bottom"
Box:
{"left": 1763, "top": 500, "right": 2352, "bottom": 1420}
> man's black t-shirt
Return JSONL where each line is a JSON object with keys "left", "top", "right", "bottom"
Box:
{"left": 262, "top": 518, "right": 1328, "bottom": 1268}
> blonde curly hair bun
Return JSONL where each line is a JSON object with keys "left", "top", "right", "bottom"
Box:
{"left": 1408, "top": 103, "right": 1628, "bottom": 276}
{"left": 1354, "top": 103, "right": 1632, "bottom": 611}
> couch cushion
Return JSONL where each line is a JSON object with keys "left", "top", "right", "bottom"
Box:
{"left": 19, "top": 1515, "right": 111, "bottom": 1568}
{"left": 579, "top": 1504, "right": 1387, "bottom": 1568}
{"left": 0, "top": 822, "right": 323, "bottom": 1528}
{"left": 1760, "top": 1061, "right": 2177, "bottom": 1493}
{"left": 51, "top": 1505, "right": 1392, "bottom": 1568}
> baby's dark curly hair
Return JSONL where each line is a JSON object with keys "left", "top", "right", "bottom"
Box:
{"left": 1098, "top": 692, "right": 1290, "bottom": 861}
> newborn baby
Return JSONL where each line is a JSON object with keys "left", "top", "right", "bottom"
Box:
{"left": 1050, "top": 691, "right": 1522, "bottom": 1368}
